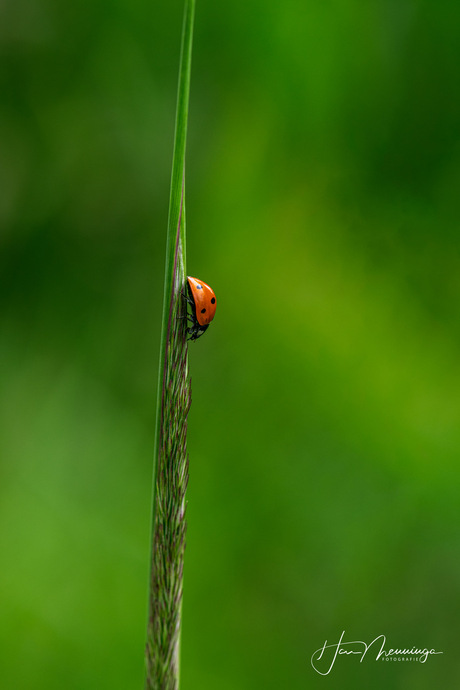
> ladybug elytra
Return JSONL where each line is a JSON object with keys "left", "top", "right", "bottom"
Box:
{"left": 184, "top": 276, "right": 217, "bottom": 340}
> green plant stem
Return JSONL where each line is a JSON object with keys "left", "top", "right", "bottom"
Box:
{"left": 145, "top": 1, "right": 195, "bottom": 688}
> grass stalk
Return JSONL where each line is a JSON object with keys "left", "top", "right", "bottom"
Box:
{"left": 145, "top": 1, "right": 195, "bottom": 688}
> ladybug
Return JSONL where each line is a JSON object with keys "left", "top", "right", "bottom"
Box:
{"left": 184, "top": 276, "right": 217, "bottom": 340}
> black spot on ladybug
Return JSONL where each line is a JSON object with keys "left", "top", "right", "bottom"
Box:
{"left": 196, "top": 284, "right": 202, "bottom": 289}
{"left": 211, "top": 297, "right": 216, "bottom": 304}
{"left": 201, "top": 308, "right": 206, "bottom": 313}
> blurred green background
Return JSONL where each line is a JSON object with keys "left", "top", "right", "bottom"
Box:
{"left": 1, "top": 0, "right": 459, "bottom": 688}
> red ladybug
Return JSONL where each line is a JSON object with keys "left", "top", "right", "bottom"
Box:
{"left": 184, "top": 276, "right": 217, "bottom": 340}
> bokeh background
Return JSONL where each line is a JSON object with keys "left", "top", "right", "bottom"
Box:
{"left": 1, "top": 0, "right": 459, "bottom": 688}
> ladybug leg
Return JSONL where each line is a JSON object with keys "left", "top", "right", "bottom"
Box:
{"left": 180, "top": 289, "right": 194, "bottom": 306}
{"left": 186, "top": 323, "right": 199, "bottom": 341}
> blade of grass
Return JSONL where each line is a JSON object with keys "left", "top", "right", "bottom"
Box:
{"left": 145, "top": 1, "right": 195, "bottom": 688}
